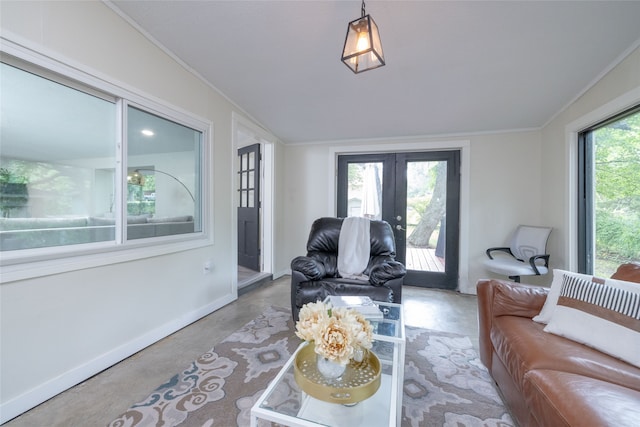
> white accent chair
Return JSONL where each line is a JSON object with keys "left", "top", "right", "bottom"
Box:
{"left": 484, "top": 225, "right": 552, "bottom": 282}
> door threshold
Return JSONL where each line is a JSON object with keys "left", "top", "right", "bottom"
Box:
{"left": 238, "top": 272, "right": 273, "bottom": 296}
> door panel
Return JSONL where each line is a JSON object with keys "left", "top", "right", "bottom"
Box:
{"left": 394, "top": 151, "right": 459, "bottom": 288}
{"left": 237, "top": 143, "right": 260, "bottom": 271}
{"left": 337, "top": 153, "right": 395, "bottom": 221}
{"left": 337, "top": 151, "right": 460, "bottom": 289}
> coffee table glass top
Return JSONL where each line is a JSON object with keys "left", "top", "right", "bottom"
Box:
{"left": 250, "top": 301, "right": 405, "bottom": 427}
{"left": 367, "top": 301, "right": 404, "bottom": 341}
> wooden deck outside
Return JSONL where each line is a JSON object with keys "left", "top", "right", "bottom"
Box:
{"left": 406, "top": 246, "right": 445, "bottom": 272}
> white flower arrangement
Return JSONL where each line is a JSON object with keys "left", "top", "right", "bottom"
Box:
{"left": 295, "top": 300, "right": 373, "bottom": 365}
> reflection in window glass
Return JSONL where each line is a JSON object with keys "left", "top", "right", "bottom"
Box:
{"left": 1, "top": 59, "right": 207, "bottom": 254}
{"left": 0, "top": 62, "right": 116, "bottom": 250}
{"left": 126, "top": 106, "right": 202, "bottom": 239}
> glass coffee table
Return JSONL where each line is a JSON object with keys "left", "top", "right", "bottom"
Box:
{"left": 250, "top": 301, "right": 405, "bottom": 427}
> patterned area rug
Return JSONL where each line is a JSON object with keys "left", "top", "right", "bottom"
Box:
{"left": 108, "top": 306, "right": 513, "bottom": 427}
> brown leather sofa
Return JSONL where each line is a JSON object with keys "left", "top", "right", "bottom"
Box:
{"left": 477, "top": 263, "right": 640, "bottom": 427}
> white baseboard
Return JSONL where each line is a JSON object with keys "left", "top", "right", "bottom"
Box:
{"left": 0, "top": 293, "right": 236, "bottom": 424}
{"left": 273, "top": 269, "right": 291, "bottom": 280}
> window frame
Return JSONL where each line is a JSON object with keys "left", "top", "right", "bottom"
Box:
{"left": 0, "top": 43, "right": 213, "bottom": 283}
{"left": 577, "top": 104, "right": 640, "bottom": 274}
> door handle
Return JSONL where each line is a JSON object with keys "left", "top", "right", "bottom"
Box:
{"left": 395, "top": 225, "right": 406, "bottom": 231}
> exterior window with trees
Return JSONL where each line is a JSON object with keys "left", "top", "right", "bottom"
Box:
{"left": 578, "top": 106, "right": 640, "bottom": 277}
{"left": 0, "top": 56, "right": 206, "bottom": 255}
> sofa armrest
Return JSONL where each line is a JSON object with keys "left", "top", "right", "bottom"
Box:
{"left": 477, "top": 279, "right": 549, "bottom": 372}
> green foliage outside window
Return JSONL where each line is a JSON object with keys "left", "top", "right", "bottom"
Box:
{"left": 593, "top": 110, "right": 640, "bottom": 274}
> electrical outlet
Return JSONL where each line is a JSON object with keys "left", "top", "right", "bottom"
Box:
{"left": 203, "top": 260, "right": 213, "bottom": 274}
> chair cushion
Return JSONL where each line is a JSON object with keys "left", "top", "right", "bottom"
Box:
{"left": 484, "top": 257, "right": 548, "bottom": 277}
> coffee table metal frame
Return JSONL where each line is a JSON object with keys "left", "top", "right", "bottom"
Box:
{"left": 250, "top": 301, "right": 405, "bottom": 427}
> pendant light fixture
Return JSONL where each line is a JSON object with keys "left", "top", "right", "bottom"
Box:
{"left": 341, "top": 0, "right": 385, "bottom": 74}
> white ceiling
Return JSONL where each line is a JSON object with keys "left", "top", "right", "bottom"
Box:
{"left": 107, "top": 1, "right": 640, "bottom": 144}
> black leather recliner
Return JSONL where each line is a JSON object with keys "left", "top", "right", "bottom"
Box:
{"left": 290, "top": 217, "right": 406, "bottom": 321}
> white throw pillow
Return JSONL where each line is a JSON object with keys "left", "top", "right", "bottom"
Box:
{"left": 532, "top": 269, "right": 603, "bottom": 324}
{"left": 543, "top": 274, "right": 640, "bottom": 368}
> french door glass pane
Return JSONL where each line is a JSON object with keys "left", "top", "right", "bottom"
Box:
{"left": 405, "top": 161, "right": 446, "bottom": 272}
{"left": 346, "top": 162, "right": 383, "bottom": 220}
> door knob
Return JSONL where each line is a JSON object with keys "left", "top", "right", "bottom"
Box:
{"left": 396, "top": 215, "right": 402, "bottom": 221}
{"left": 396, "top": 225, "right": 406, "bottom": 231}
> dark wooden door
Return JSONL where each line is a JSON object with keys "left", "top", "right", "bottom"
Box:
{"left": 337, "top": 150, "right": 460, "bottom": 289}
{"left": 237, "top": 143, "right": 260, "bottom": 271}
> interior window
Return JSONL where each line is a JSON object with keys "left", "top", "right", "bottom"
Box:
{"left": 578, "top": 106, "right": 640, "bottom": 276}
{"left": 126, "top": 106, "right": 202, "bottom": 239}
{"left": 0, "top": 58, "right": 205, "bottom": 255}
{"left": 0, "top": 61, "right": 116, "bottom": 250}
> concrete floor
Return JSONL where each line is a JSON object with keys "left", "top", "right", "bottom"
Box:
{"left": 4, "top": 276, "right": 478, "bottom": 427}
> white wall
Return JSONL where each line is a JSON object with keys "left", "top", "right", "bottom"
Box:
{"left": 277, "top": 131, "right": 545, "bottom": 293}
{"left": 0, "top": 1, "right": 260, "bottom": 421}
{"left": 275, "top": 47, "right": 640, "bottom": 292}
{"left": 2, "top": 1, "right": 638, "bottom": 422}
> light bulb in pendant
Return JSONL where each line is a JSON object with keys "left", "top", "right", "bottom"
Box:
{"left": 356, "top": 31, "right": 370, "bottom": 53}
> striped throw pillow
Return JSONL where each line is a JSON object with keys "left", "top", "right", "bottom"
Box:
{"left": 533, "top": 269, "right": 605, "bottom": 324}
{"left": 544, "top": 273, "right": 640, "bottom": 368}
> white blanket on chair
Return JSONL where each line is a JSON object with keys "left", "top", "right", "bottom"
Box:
{"left": 338, "top": 217, "right": 371, "bottom": 280}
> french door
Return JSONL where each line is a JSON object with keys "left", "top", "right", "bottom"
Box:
{"left": 337, "top": 151, "right": 460, "bottom": 289}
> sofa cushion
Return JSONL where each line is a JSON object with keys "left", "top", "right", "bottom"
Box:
{"left": 88, "top": 217, "right": 116, "bottom": 226}
{"left": 535, "top": 266, "right": 640, "bottom": 325}
{"left": 523, "top": 369, "right": 640, "bottom": 427}
{"left": 533, "top": 269, "right": 605, "bottom": 324}
{"left": 147, "top": 215, "right": 192, "bottom": 223}
{"left": 0, "top": 217, "right": 88, "bottom": 230}
{"left": 544, "top": 275, "right": 640, "bottom": 368}
{"left": 491, "top": 315, "right": 640, "bottom": 392}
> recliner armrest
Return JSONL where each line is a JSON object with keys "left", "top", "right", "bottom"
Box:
{"left": 291, "top": 256, "right": 326, "bottom": 280}
{"left": 368, "top": 260, "right": 406, "bottom": 286}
